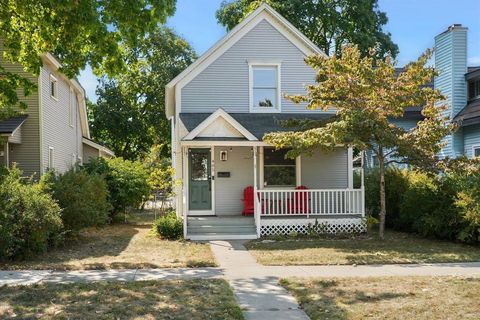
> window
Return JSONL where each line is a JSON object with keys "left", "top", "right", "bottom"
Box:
{"left": 468, "top": 80, "right": 480, "bottom": 100}
{"left": 69, "top": 87, "right": 74, "bottom": 126}
{"left": 250, "top": 64, "right": 280, "bottom": 111}
{"left": 473, "top": 146, "right": 480, "bottom": 158}
{"left": 71, "top": 153, "right": 76, "bottom": 166}
{"left": 48, "top": 146, "right": 54, "bottom": 170}
{"left": 263, "top": 147, "right": 295, "bottom": 187}
{"left": 50, "top": 74, "right": 58, "bottom": 99}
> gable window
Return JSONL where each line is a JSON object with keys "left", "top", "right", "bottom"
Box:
{"left": 468, "top": 80, "right": 480, "bottom": 101}
{"left": 250, "top": 63, "right": 280, "bottom": 112}
{"left": 263, "top": 147, "right": 295, "bottom": 187}
{"left": 50, "top": 74, "right": 58, "bottom": 100}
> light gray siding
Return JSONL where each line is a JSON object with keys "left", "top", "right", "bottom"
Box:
{"left": 0, "top": 58, "right": 41, "bottom": 177}
{"left": 463, "top": 124, "right": 480, "bottom": 158}
{"left": 40, "top": 63, "right": 83, "bottom": 173}
{"left": 182, "top": 19, "right": 325, "bottom": 114}
{"left": 83, "top": 143, "right": 99, "bottom": 162}
{"left": 214, "top": 146, "right": 254, "bottom": 215}
{"left": 301, "top": 148, "right": 348, "bottom": 188}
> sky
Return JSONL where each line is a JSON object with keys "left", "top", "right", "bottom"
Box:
{"left": 78, "top": 0, "right": 480, "bottom": 102}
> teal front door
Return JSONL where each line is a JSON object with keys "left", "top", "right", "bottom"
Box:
{"left": 188, "top": 148, "right": 212, "bottom": 212}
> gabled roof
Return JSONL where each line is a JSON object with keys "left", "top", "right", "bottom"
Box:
{"left": 0, "top": 115, "right": 28, "bottom": 134}
{"left": 165, "top": 3, "right": 326, "bottom": 119}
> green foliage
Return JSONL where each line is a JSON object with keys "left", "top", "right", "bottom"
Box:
{"left": 0, "top": 167, "right": 63, "bottom": 261}
{"left": 216, "top": 0, "right": 398, "bottom": 58}
{"left": 153, "top": 211, "right": 183, "bottom": 240}
{"left": 143, "top": 145, "right": 175, "bottom": 196}
{"left": 89, "top": 27, "right": 197, "bottom": 160}
{"left": 83, "top": 157, "right": 150, "bottom": 215}
{"left": 0, "top": 0, "right": 176, "bottom": 115}
{"left": 43, "top": 169, "right": 111, "bottom": 232}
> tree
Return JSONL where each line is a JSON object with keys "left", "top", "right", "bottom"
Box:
{"left": 216, "top": 0, "right": 398, "bottom": 58}
{"left": 264, "top": 46, "right": 453, "bottom": 239}
{"left": 89, "top": 27, "right": 197, "bottom": 160}
{"left": 0, "top": 0, "right": 176, "bottom": 116}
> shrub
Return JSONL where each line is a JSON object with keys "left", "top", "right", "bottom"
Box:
{"left": 44, "top": 168, "right": 111, "bottom": 232}
{"left": 153, "top": 211, "right": 183, "bottom": 240}
{"left": 0, "top": 167, "right": 63, "bottom": 261}
{"left": 83, "top": 157, "right": 150, "bottom": 215}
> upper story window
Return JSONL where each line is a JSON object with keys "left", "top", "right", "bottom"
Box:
{"left": 50, "top": 74, "right": 58, "bottom": 100}
{"left": 468, "top": 79, "right": 480, "bottom": 101}
{"left": 249, "top": 63, "right": 281, "bottom": 112}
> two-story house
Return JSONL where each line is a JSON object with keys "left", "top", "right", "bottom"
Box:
{"left": 166, "top": 4, "right": 365, "bottom": 240}
{"left": 0, "top": 51, "right": 113, "bottom": 178}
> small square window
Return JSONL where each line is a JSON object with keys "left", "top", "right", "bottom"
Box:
{"left": 50, "top": 75, "right": 58, "bottom": 99}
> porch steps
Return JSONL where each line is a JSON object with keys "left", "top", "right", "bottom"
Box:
{"left": 187, "top": 216, "right": 257, "bottom": 240}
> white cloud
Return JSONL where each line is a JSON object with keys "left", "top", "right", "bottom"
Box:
{"left": 468, "top": 56, "right": 480, "bottom": 66}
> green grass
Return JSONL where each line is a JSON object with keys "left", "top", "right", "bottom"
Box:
{"left": 0, "top": 279, "right": 243, "bottom": 320}
{"left": 1, "top": 210, "right": 215, "bottom": 270}
{"left": 282, "top": 276, "right": 480, "bottom": 320}
{"left": 246, "top": 231, "right": 480, "bottom": 265}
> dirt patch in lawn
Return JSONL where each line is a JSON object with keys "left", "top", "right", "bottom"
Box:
{"left": 0, "top": 279, "right": 243, "bottom": 320}
{"left": 246, "top": 231, "right": 480, "bottom": 265}
{"left": 0, "top": 218, "right": 216, "bottom": 270}
{"left": 282, "top": 276, "right": 480, "bottom": 320}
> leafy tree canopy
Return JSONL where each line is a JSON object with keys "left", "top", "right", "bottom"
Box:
{"left": 88, "top": 27, "right": 197, "bottom": 160}
{"left": 264, "top": 46, "right": 453, "bottom": 238}
{"left": 216, "top": 0, "right": 398, "bottom": 58}
{"left": 0, "top": 0, "right": 176, "bottom": 116}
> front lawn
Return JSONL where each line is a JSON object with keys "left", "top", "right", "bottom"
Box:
{"left": 0, "top": 279, "right": 243, "bottom": 320}
{"left": 246, "top": 231, "right": 480, "bottom": 265}
{"left": 282, "top": 276, "right": 480, "bottom": 320}
{"left": 0, "top": 211, "right": 215, "bottom": 270}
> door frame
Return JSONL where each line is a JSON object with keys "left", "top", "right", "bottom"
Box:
{"left": 185, "top": 146, "right": 215, "bottom": 216}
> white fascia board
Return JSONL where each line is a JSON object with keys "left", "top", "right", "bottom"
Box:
{"left": 164, "top": 3, "right": 327, "bottom": 119}
{"left": 183, "top": 108, "right": 258, "bottom": 141}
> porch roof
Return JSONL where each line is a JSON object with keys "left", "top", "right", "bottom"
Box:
{"left": 0, "top": 115, "right": 28, "bottom": 134}
{"left": 180, "top": 113, "right": 334, "bottom": 140}
{"left": 453, "top": 99, "right": 480, "bottom": 127}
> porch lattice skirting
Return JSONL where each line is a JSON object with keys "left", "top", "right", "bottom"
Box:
{"left": 260, "top": 218, "right": 366, "bottom": 237}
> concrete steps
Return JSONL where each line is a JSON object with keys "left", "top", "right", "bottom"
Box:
{"left": 187, "top": 216, "right": 257, "bottom": 240}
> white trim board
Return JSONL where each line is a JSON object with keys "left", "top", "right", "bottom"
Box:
{"left": 183, "top": 108, "right": 258, "bottom": 141}
{"left": 165, "top": 3, "right": 326, "bottom": 118}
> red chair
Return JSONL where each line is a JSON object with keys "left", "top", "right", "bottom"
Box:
{"left": 242, "top": 186, "right": 254, "bottom": 215}
{"left": 287, "top": 186, "right": 310, "bottom": 214}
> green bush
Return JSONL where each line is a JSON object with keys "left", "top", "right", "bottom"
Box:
{"left": 0, "top": 167, "right": 63, "bottom": 261}
{"left": 153, "top": 211, "right": 183, "bottom": 240}
{"left": 44, "top": 168, "right": 111, "bottom": 232}
{"left": 83, "top": 157, "right": 150, "bottom": 215}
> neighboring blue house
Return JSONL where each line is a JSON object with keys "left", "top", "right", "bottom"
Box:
{"left": 368, "top": 24, "right": 480, "bottom": 167}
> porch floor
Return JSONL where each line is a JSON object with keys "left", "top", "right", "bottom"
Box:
{"left": 187, "top": 216, "right": 256, "bottom": 241}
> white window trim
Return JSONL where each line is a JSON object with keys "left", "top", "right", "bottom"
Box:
{"left": 249, "top": 62, "right": 282, "bottom": 113}
{"left": 472, "top": 144, "right": 480, "bottom": 158}
{"left": 50, "top": 74, "right": 58, "bottom": 101}
{"left": 69, "top": 87, "right": 74, "bottom": 127}
{"left": 48, "top": 146, "right": 54, "bottom": 169}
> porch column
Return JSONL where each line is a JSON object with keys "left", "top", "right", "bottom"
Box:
{"left": 348, "top": 147, "right": 353, "bottom": 189}
{"left": 253, "top": 146, "right": 260, "bottom": 237}
{"left": 5, "top": 142, "right": 9, "bottom": 168}
{"left": 361, "top": 150, "right": 365, "bottom": 216}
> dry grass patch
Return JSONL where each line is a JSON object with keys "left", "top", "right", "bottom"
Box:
{"left": 0, "top": 279, "right": 243, "bottom": 320}
{"left": 1, "top": 211, "right": 215, "bottom": 270}
{"left": 282, "top": 276, "right": 480, "bottom": 320}
{"left": 246, "top": 231, "right": 480, "bottom": 265}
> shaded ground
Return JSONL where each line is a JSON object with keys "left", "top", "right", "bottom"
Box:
{"left": 246, "top": 231, "right": 480, "bottom": 265}
{"left": 0, "top": 279, "right": 243, "bottom": 320}
{"left": 282, "top": 276, "right": 480, "bottom": 320}
{"left": 1, "top": 211, "right": 216, "bottom": 270}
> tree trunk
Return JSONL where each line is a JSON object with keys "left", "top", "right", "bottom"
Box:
{"left": 378, "top": 154, "right": 386, "bottom": 240}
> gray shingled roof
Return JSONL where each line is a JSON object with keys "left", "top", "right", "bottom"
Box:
{"left": 0, "top": 115, "right": 28, "bottom": 134}
{"left": 453, "top": 99, "right": 480, "bottom": 126}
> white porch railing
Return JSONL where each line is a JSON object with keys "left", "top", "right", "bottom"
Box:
{"left": 254, "top": 188, "right": 365, "bottom": 218}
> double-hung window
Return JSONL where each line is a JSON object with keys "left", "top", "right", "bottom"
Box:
{"left": 50, "top": 74, "right": 58, "bottom": 100}
{"left": 250, "top": 63, "right": 280, "bottom": 112}
{"left": 473, "top": 145, "right": 480, "bottom": 158}
{"left": 263, "top": 147, "right": 296, "bottom": 187}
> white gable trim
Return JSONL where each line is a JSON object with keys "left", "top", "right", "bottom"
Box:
{"left": 183, "top": 109, "right": 258, "bottom": 141}
{"left": 165, "top": 3, "right": 326, "bottom": 118}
